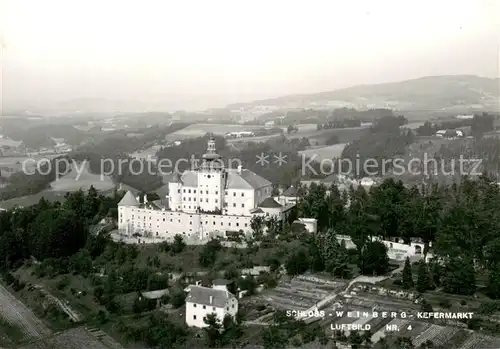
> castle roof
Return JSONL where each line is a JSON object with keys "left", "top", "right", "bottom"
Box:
{"left": 177, "top": 168, "right": 271, "bottom": 190}
{"left": 258, "top": 197, "right": 282, "bottom": 208}
{"left": 118, "top": 191, "right": 139, "bottom": 207}
{"left": 283, "top": 185, "right": 297, "bottom": 196}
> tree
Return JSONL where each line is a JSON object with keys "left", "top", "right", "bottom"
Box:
{"left": 285, "top": 248, "right": 310, "bottom": 276}
{"left": 402, "top": 257, "right": 414, "bottom": 289}
{"left": 250, "top": 216, "right": 265, "bottom": 238}
{"left": 262, "top": 326, "right": 287, "bottom": 349}
{"left": 199, "top": 238, "right": 222, "bottom": 267}
{"left": 442, "top": 257, "right": 476, "bottom": 295}
{"left": 170, "top": 290, "right": 186, "bottom": 308}
{"left": 203, "top": 313, "right": 222, "bottom": 347}
{"left": 416, "top": 260, "right": 433, "bottom": 293}
{"left": 349, "top": 330, "right": 363, "bottom": 349}
{"left": 395, "top": 336, "right": 414, "bottom": 349}
{"left": 420, "top": 299, "right": 433, "bottom": 312}
{"left": 171, "top": 234, "right": 186, "bottom": 254}
{"left": 359, "top": 241, "right": 389, "bottom": 276}
{"left": 486, "top": 264, "right": 500, "bottom": 299}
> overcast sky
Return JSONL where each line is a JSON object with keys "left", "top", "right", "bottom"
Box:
{"left": 2, "top": 0, "right": 499, "bottom": 109}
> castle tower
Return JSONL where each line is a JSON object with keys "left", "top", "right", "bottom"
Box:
{"left": 168, "top": 172, "right": 182, "bottom": 211}
{"left": 197, "top": 137, "right": 225, "bottom": 212}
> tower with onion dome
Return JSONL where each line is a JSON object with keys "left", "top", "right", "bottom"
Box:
{"left": 197, "top": 137, "right": 225, "bottom": 212}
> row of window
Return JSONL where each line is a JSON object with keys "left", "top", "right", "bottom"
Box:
{"left": 180, "top": 189, "right": 246, "bottom": 197}
{"left": 125, "top": 219, "right": 248, "bottom": 228}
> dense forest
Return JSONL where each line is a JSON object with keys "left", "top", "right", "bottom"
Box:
{"left": 296, "top": 175, "right": 500, "bottom": 299}
{"left": 340, "top": 115, "right": 413, "bottom": 177}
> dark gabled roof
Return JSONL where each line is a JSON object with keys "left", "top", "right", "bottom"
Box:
{"left": 185, "top": 285, "right": 234, "bottom": 308}
{"left": 258, "top": 197, "right": 282, "bottom": 208}
{"left": 118, "top": 191, "right": 139, "bottom": 207}
{"left": 283, "top": 185, "right": 297, "bottom": 196}
{"left": 249, "top": 208, "right": 264, "bottom": 214}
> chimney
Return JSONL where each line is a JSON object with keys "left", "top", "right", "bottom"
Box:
{"left": 209, "top": 295, "right": 213, "bottom": 304}
{"left": 237, "top": 165, "right": 242, "bottom": 174}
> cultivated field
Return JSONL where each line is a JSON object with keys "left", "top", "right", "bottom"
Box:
{"left": 0, "top": 284, "right": 51, "bottom": 344}
{"left": 16, "top": 327, "right": 124, "bottom": 349}
{"left": 0, "top": 137, "right": 23, "bottom": 148}
{"left": 165, "top": 124, "right": 267, "bottom": 140}
{"left": 49, "top": 163, "right": 114, "bottom": 192}
{"left": 0, "top": 191, "right": 67, "bottom": 210}
{"left": 299, "top": 144, "right": 348, "bottom": 162}
{"left": 287, "top": 126, "right": 370, "bottom": 146}
{"left": 404, "top": 121, "right": 426, "bottom": 130}
{"left": 257, "top": 275, "right": 346, "bottom": 312}
{"left": 129, "top": 145, "right": 161, "bottom": 160}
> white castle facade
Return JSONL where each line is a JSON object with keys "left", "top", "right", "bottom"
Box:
{"left": 117, "top": 138, "right": 299, "bottom": 244}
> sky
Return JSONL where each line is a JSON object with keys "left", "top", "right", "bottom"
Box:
{"left": 1, "top": 0, "right": 500, "bottom": 110}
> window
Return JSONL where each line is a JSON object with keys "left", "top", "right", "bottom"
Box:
{"left": 190, "top": 221, "right": 192, "bottom": 225}
{"left": 188, "top": 189, "right": 191, "bottom": 193}
{"left": 194, "top": 190, "right": 196, "bottom": 193}
{"left": 233, "top": 192, "right": 236, "bottom": 196}
{"left": 216, "top": 191, "right": 218, "bottom": 195}
{"left": 232, "top": 304, "right": 235, "bottom": 308}
{"left": 193, "top": 303, "right": 197, "bottom": 308}
{"left": 215, "top": 199, "right": 218, "bottom": 203}
{"left": 241, "top": 193, "right": 244, "bottom": 197}
{"left": 236, "top": 223, "right": 239, "bottom": 227}
{"left": 241, "top": 203, "right": 244, "bottom": 208}
{"left": 213, "top": 307, "right": 216, "bottom": 311}
{"left": 225, "top": 191, "right": 228, "bottom": 195}
{"left": 163, "top": 218, "right": 165, "bottom": 222}
{"left": 193, "top": 315, "right": 197, "bottom": 320}
{"left": 244, "top": 223, "right": 248, "bottom": 227}
{"left": 203, "top": 305, "right": 206, "bottom": 309}
{"left": 206, "top": 198, "right": 208, "bottom": 202}
{"left": 178, "top": 189, "right": 180, "bottom": 193}
{"left": 233, "top": 203, "right": 236, "bottom": 207}
{"left": 183, "top": 189, "right": 186, "bottom": 193}
{"left": 206, "top": 190, "right": 208, "bottom": 194}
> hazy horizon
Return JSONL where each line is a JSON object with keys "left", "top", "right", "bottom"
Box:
{"left": 2, "top": 0, "right": 500, "bottom": 111}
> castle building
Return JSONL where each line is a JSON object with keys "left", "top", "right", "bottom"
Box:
{"left": 117, "top": 138, "right": 297, "bottom": 243}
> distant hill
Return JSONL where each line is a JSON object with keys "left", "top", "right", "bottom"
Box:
{"left": 227, "top": 75, "right": 500, "bottom": 112}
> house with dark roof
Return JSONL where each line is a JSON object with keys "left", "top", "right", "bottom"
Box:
{"left": 277, "top": 185, "right": 299, "bottom": 206}
{"left": 185, "top": 283, "right": 238, "bottom": 328}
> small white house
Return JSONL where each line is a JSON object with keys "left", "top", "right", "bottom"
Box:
{"left": 185, "top": 284, "right": 238, "bottom": 328}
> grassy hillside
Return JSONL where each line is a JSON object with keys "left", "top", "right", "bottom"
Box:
{"left": 228, "top": 75, "right": 499, "bottom": 111}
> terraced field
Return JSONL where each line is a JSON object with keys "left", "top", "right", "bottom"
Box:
{"left": 16, "top": 327, "right": 123, "bottom": 349}
{"left": 258, "top": 276, "right": 346, "bottom": 311}
{"left": 0, "top": 284, "right": 51, "bottom": 343}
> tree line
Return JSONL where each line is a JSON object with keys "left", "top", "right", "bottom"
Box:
{"left": 296, "top": 175, "right": 500, "bottom": 298}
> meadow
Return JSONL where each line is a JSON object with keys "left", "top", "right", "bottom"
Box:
{"left": 165, "top": 123, "right": 266, "bottom": 140}
{"left": 298, "top": 143, "right": 348, "bottom": 162}
{"left": 0, "top": 163, "right": 115, "bottom": 210}
{"left": 49, "top": 163, "right": 114, "bottom": 192}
